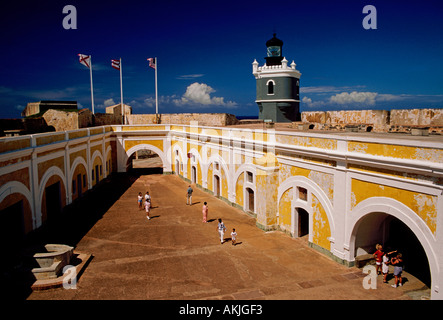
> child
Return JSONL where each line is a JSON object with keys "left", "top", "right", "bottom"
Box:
{"left": 145, "top": 199, "right": 151, "bottom": 220}
{"left": 231, "top": 228, "right": 237, "bottom": 246}
{"left": 373, "top": 244, "right": 384, "bottom": 275}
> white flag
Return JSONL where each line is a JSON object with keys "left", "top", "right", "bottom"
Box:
{"left": 78, "top": 54, "right": 91, "bottom": 68}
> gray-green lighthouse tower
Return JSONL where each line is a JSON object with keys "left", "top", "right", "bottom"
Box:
{"left": 252, "top": 34, "right": 301, "bottom": 122}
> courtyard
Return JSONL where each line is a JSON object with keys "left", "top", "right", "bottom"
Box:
{"left": 17, "top": 170, "right": 429, "bottom": 301}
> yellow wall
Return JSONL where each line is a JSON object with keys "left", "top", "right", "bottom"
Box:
{"left": 312, "top": 194, "right": 331, "bottom": 251}
{"left": 351, "top": 178, "right": 437, "bottom": 235}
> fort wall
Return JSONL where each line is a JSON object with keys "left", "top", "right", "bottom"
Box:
{"left": 301, "top": 108, "right": 443, "bottom": 133}
{"left": 1, "top": 123, "right": 443, "bottom": 298}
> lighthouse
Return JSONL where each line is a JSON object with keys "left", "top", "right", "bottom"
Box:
{"left": 252, "top": 33, "right": 301, "bottom": 122}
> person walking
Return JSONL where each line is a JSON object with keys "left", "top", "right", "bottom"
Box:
{"left": 186, "top": 185, "right": 193, "bottom": 205}
{"left": 202, "top": 202, "right": 208, "bottom": 223}
{"left": 145, "top": 191, "right": 151, "bottom": 206}
{"left": 231, "top": 228, "right": 237, "bottom": 246}
{"left": 217, "top": 218, "right": 226, "bottom": 244}
{"left": 138, "top": 192, "right": 143, "bottom": 210}
{"left": 144, "top": 199, "right": 151, "bottom": 220}
{"left": 391, "top": 252, "right": 404, "bottom": 288}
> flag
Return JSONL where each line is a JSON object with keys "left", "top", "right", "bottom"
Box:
{"left": 147, "top": 57, "right": 156, "bottom": 69}
{"left": 111, "top": 59, "right": 120, "bottom": 70}
{"left": 78, "top": 54, "right": 91, "bottom": 68}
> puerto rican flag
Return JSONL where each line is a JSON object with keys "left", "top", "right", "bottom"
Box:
{"left": 111, "top": 59, "right": 120, "bottom": 70}
{"left": 78, "top": 54, "right": 91, "bottom": 68}
{"left": 147, "top": 57, "right": 156, "bottom": 69}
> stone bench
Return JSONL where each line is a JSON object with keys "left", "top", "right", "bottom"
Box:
{"left": 355, "top": 253, "right": 375, "bottom": 268}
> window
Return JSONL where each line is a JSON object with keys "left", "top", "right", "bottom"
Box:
{"left": 72, "top": 180, "right": 76, "bottom": 194}
{"left": 215, "top": 162, "right": 219, "bottom": 170}
{"left": 83, "top": 174, "right": 86, "bottom": 187}
{"left": 298, "top": 187, "right": 308, "bottom": 201}
{"left": 246, "top": 171, "right": 253, "bottom": 183}
{"left": 267, "top": 81, "right": 274, "bottom": 95}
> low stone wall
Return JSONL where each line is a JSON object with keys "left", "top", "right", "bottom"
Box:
{"left": 301, "top": 109, "right": 443, "bottom": 134}
{"left": 128, "top": 113, "right": 239, "bottom": 126}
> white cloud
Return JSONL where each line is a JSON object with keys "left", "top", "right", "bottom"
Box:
{"left": 104, "top": 98, "right": 116, "bottom": 107}
{"left": 173, "top": 82, "right": 237, "bottom": 108}
{"left": 176, "top": 74, "right": 205, "bottom": 80}
{"left": 302, "top": 96, "right": 312, "bottom": 104}
{"left": 301, "top": 85, "right": 367, "bottom": 94}
{"left": 329, "top": 91, "right": 378, "bottom": 105}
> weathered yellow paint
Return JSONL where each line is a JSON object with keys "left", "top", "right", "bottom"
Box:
{"left": 348, "top": 141, "right": 443, "bottom": 164}
{"left": 122, "top": 125, "right": 165, "bottom": 131}
{"left": 351, "top": 179, "right": 437, "bottom": 235}
{"left": 68, "top": 129, "right": 88, "bottom": 140}
{"left": 207, "top": 163, "right": 213, "bottom": 191}
{"left": 254, "top": 152, "right": 278, "bottom": 167}
{"left": 124, "top": 139, "right": 164, "bottom": 153}
{"left": 36, "top": 133, "right": 65, "bottom": 146}
{"left": 0, "top": 137, "right": 31, "bottom": 155}
{"left": 277, "top": 134, "right": 337, "bottom": 150}
{"left": 235, "top": 172, "right": 244, "bottom": 207}
{"left": 312, "top": 194, "right": 331, "bottom": 250}
{"left": 278, "top": 187, "right": 293, "bottom": 230}
{"left": 221, "top": 168, "right": 228, "bottom": 199}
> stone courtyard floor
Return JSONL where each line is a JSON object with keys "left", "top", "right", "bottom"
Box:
{"left": 20, "top": 171, "right": 430, "bottom": 302}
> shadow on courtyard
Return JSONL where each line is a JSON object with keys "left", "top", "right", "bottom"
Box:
{"left": 3, "top": 168, "right": 161, "bottom": 301}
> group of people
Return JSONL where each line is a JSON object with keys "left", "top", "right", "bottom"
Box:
{"left": 137, "top": 185, "right": 239, "bottom": 245}
{"left": 137, "top": 191, "right": 152, "bottom": 220}
{"left": 373, "top": 244, "right": 404, "bottom": 288}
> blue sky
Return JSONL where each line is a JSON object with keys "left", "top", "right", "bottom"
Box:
{"left": 0, "top": 0, "right": 442, "bottom": 119}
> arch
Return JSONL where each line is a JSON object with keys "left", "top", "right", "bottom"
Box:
{"left": 188, "top": 148, "right": 202, "bottom": 185}
{"left": 0, "top": 181, "right": 34, "bottom": 227}
{"left": 348, "top": 197, "right": 439, "bottom": 289}
{"left": 278, "top": 175, "right": 335, "bottom": 236}
{"left": 69, "top": 156, "right": 89, "bottom": 187}
{"left": 207, "top": 154, "right": 231, "bottom": 198}
{"left": 37, "top": 165, "right": 67, "bottom": 226}
{"left": 125, "top": 143, "right": 168, "bottom": 171}
{"left": 172, "top": 143, "right": 185, "bottom": 175}
{"left": 69, "top": 156, "right": 89, "bottom": 200}
{"left": 234, "top": 163, "right": 257, "bottom": 211}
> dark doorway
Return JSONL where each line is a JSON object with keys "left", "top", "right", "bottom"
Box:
{"left": 0, "top": 200, "right": 25, "bottom": 260}
{"left": 246, "top": 187, "right": 254, "bottom": 212}
{"left": 297, "top": 208, "right": 309, "bottom": 237}
{"left": 77, "top": 173, "right": 82, "bottom": 197}
{"left": 45, "top": 181, "right": 61, "bottom": 221}
{"left": 214, "top": 175, "right": 220, "bottom": 197}
{"left": 385, "top": 217, "right": 431, "bottom": 287}
{"left": 191, "top": 166, "right": 197, "bottom": 184}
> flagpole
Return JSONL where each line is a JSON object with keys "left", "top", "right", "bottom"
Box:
{"left": 120, "top": 57, "right": 124, "bottom": 124}
{"left": 90, "top": 56, "right": 95, "bottom": 114}
{"left": 155, "top": 57, "right": 158, "bottom": 121}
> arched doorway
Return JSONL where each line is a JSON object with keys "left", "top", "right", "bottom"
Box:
{"left": 246, "top": 187, "right": 254, "bottom": 213}
{"left": 127, "top": 149, "right": 163, "bottom": 175}
{"left": 353, "top": 212, "right": 431, "bottom": 287}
